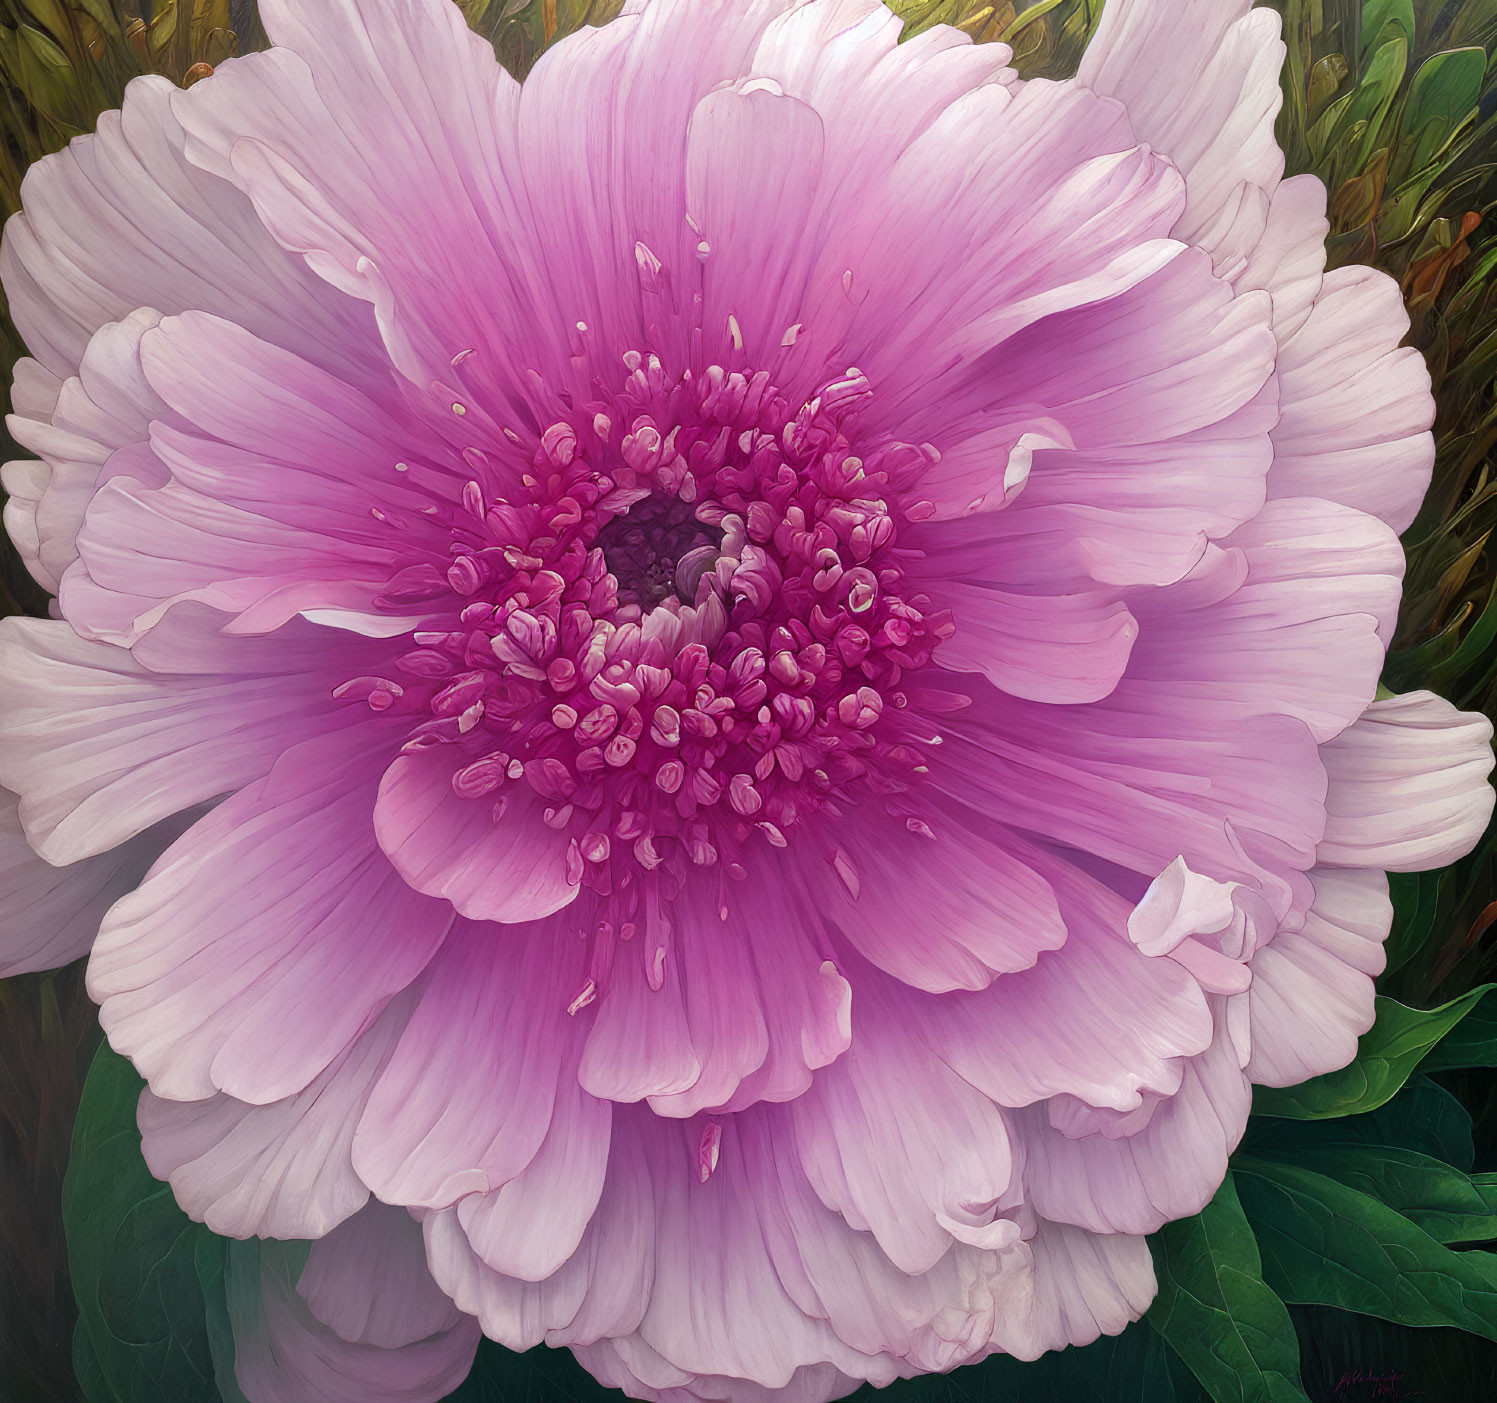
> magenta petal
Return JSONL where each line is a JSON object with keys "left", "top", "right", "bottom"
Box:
{"left": 373, "top": 745, "right": 579, "bottom": 923}
{"left": 353, "top": 916, "right": 584, "bottom": 1208}
{"left": 812, "top": 809, "right": 1066, "bottom": 993}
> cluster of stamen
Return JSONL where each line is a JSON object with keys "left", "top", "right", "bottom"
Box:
{"left": 350, "top": 350, "right": 953, "bottom": 909}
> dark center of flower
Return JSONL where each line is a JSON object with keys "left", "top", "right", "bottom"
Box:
{"left": 595, "top": 495, "right": 725, "bottom": 609}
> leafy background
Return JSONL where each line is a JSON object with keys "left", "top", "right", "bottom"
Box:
{"left": 1, "top": 0, "right": 1497, "bottom": 1400}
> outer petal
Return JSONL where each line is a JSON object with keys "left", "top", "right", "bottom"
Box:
{"left": 296, "top": 1201, "right": 466, "bottom": 1349}
{"left": 63, "top": 312, "right": 452, "bottom": 642}
{"left": 8, "top": 309, "right": 168, "bottom": 601}
{"left": 0, "top": 608, "right": 396, "bottom": 863}
{"left": 137, "top": 993, "right": 413, "bottom": 1240}
{"left": 454, "top": 1062, "right": 612, "bottom": 1282}
{"left": 352, "top": 915, "right": 585, "bottom": 1209}
{"left": 0, "top": 75, "right": 379, "bottom": 385}
{"left": 0, "top": 789, "right": 184, "bottom": 977}
{"left": 1016, "top": 1005, "right": 1252, "bottom": 1236}
{"left": 1124, "top": 497, "right": 1404, "bottom": 744}
{"left": 790, "top": 980, "right": 1022, "bottom": 1274}
{"left": 1078, "top": 0, "right": 1285, "bottom": 274}
{"left": 885, "top": 852, "right": 1216, "bottom": 1115}
{"left": 992, "top": 1220, "right": 1157, "bottom": 1360}
{"left": 1317, "top": 690, "right": 1495, "bottom": 871}
{"left": 225, "top": 1226, "right": 477, "bottom": 1403}
{"left": 89, "top": 724, "right": 455, "bottom": 1104}
{"left": 1268, "top": 265, "right": 1436, "bottom": 532}
{"left": 1245, "top": 867, "right": 1391, "bottom": 1087}
{"left": 173, "top": 0, "right": 561, "bottom": 402}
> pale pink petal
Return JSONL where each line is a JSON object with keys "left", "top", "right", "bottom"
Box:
{"left": 352, "top": 916, "right": 585, "bottom": 1209}
{"left": 0, "top": 75, "right": 379, "bottom": 385}
{"left": 992, "top": 1220, "right": 1156, "bottom": 1360}
{"left": 1245, "top": 866, "right": 1390, "bottom": 1087}
{"left": 894, "top": 853, "right": 1215, "bottom": 1113}
{"left": 0, "top": 788, "right": 185, "bottom": 977}
{"left": 137, "top": 993, "right": 412, "bottom": 1240}
{"left": 8, "top": 309, "right": 168, "bottom": 602}
{"left": 1233, "top": 173, "right": 1328, "bottom": 342}
{"left": 1270, "top": 265, "right": 1436, "bottom": 532}
{"left": 1125, "top": 497, "right": 1404, "bottom": 743}
{"left": 62, "top": 311, "right": 450, "bottom": 642}
{"left": 935, "top": 694, "right": 1325, "bottom": 920}
{"left": 455, "top": 1064, "right": 612, "bottom": 1281}
{"left": 1017, "top": 1006, "right": 1252, "bottom": 1236}
{"left": 1078, "top": 0, "right": 1285, "bottom": 275}
{"left": 226, "top": 1225, "right": 477, "bottom": 1403}
{"left": 297, "top": 1200, "right": 465, "bottom": 1349}
{"left": 0, "top": 609, "right": 395, "bottom": 863}
{"left": 89, "top": 725, "right": 454, "bottom": 1104}
{"left": 1317, "top": 691, "right": 1495, "bottom": 871}
{"left": 791, "top": 982, "right": 1021, "bottom": 1273}
{"left": 1, "top": 459, "right": 52, "bottom": 591}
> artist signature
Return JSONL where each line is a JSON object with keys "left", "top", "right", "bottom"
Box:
{"left": 1332, "top": 1368, "right": 1421, "bottom": 1400}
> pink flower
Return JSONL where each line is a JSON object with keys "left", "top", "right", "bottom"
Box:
{"left": 1, "top": 0, "right": 1493, "bottom": 1399}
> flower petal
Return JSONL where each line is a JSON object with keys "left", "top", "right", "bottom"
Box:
{"left": 137, "top": 992, "right": 412, "bottom": 1240}
{"left": 0, "top": 788, "right": 183, "bottom": 978}
{"left": 0, "top": 75, "right": 378, "bottom": 385}
{"left": 373, "top": 745, "right": 578, "bottom": 923}
{"left": 0, "top": 609, "right": 394, "bottom": 863}
{"left": 352, "top": 915, "right": 585, "bottom": 1209}
{"left": 1269, "top": 266, "right": 1435, "bottom": 532}
{"left": 1245, "top": 867, "right": 1390, "bottom": 1087}
{"left": 1317, "top": 690, "right": 1495, "bottom": 871}
{"left": 1078, "top": 0, "right": 1285, "bottom": 274}
{"left": 225, "top": 1225, "right": 477, "bottom": 1403}
{"left": 90, "top": 724, "right": 454, "bottom": 1104}
{"left": 296, "top": 1200, "right": 466, "bottom": 1349}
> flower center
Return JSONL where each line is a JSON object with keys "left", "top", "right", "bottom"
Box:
{"left": 595, "top": 495, "right": 725, "bottom": 609}
{"left": 362, "top": 350, "right": 955, "bottom": 909}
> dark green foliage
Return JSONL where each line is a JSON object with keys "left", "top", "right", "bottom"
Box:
{"left": 63, "top": 1043, "right": 223, "bottom": 1403}
{"left": 1147, "top": 1177, "right": 1313, "bottom": 1403}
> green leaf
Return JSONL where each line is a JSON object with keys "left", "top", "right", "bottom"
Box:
{"left": 1275, "top": 1146, "right": 1497, "bottom": 1243}
{"left": 1242, "top": 1076, "right": 1475, "bottom": 1169}
{"left": 1398, "top": 48, "right": 1487, "bottom": 178}
{"left": 1252, "top": 984, "right": 1494, "bottom": 1119}
{"left": 1421, "top": 986, "right": 1497, "bottom": 1069}
{"left": 63, "top": 1042, "right": 220, "bottom": 1403}
{"left": 1146, "top": 1174, "right": 1313, "bottom": 1403}
{"left": 1360, "top": 0, "right": 1415, "bottom": 66}
{"left": 195, "top": 1232, "right": 248, "bottom": 1403}
{"left": 1235, "top": 1159, "right": 1497, "bottom": 1340}
{"left": 1381, "top": 869, "right": 1443, "bottom": 975}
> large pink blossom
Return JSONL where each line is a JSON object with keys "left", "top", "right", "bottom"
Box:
{"left": 1, "top": 0, "right": 1493, "bottom": 1399}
